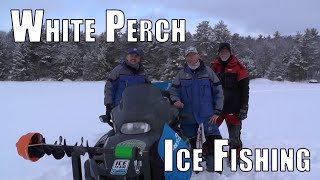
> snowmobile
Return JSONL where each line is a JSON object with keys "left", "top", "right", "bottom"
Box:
{"left": 16, "top": 83, "right": 190, "bottom": 180}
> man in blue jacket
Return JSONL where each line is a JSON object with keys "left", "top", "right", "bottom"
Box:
{"left": 170, "top": 46, "right": 224, "bottom": 172}
{"left": 104, "top": 48, "right": 150, "bottom": 119}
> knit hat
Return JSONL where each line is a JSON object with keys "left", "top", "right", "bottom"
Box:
{"left": 218, "top": 42, "right": 232, "bottom": 54}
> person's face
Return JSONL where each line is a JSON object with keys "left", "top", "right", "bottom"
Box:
{"left": 186, "top": 52, "right": 200, "bottom": 65}
{"left": 126, "top": 53, "right": 140, "bottom": 64}
{"left": 219, "top": 49, "right": 231, "bottom": 61}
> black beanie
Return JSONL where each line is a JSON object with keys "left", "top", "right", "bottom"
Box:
{"left": 218, "top": 42, "right": 232, "bottom": 54}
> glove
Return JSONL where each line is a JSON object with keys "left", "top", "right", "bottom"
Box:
{"left": 237, "top": 105, "right": 248, "bottom": 121}
{"left": 105, "top": 104, "right": 113, "bottom": 121}
{"left": 106, "top": 104, "right": 113, "bottom": 115}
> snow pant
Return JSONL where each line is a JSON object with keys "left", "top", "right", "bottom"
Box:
{"left": 190, "top": 135, "right": 223, "bottom": 172}
{"left": 216, "top": 113, "right": 242, "bottom": 159}
{"left": 189, "top": 135, "right": 223, "bottom": 155}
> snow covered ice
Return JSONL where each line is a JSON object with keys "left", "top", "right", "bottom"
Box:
{"left": 1, "top": 79, "right": 320, "bottom": 180}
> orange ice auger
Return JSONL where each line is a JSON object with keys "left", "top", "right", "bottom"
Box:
{"left": 15, "top": 131, "right": 137, "bottom": 180}
{"left": 16, "top": 132, "right": 43, "bottom": 162}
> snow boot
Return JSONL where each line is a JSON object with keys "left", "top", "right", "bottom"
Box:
{"left": 228, "top": 147, "right": 241, "bottom": 168}
{"left": 205, "top": 154, "right": 214, "bottom": 172}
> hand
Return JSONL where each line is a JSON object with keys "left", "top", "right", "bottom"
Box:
{"left": 208, "top": 114, "right": 219, "bottom": 124}
{"left": 173, "top": 100, "right": 184, "bottom": 109}
{"left": 237, "top": 105, "right": 248, "bottom": 120}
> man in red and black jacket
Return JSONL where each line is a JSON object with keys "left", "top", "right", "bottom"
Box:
{"left": 211, "top": 42, "right": 249, "bottom": 164}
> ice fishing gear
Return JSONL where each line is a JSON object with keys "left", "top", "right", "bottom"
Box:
{"left": 16, "top": 83, "right": 191, "bottom": 180}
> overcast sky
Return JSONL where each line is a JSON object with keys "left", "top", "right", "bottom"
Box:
{"left": 1, "top": 0, "right": 319, "bottom": 37}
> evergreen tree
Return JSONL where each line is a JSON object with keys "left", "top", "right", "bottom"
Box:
{"left": 52, "top": 42, "right": 82, "bottom": 80}
{"left": 273, "top": 31, "right": 281, "bottom": 39}
{"left": 211, "top": 21, "right": 233, "bottom": 61}
{"left": 231, "top": 33, "right": 254, "bottom": 59}
{"left": 142, "top": 41, "right": 167, "bottom": 80}
{"left": 0, "top": 33, "right": 6, "bottom": 80}
{"left": 83, "top": 49, "right": 108, "bottom": 81}
{"left": 265, "top": 31, "right": 287, "bottom": 80}
{"left": 266, "top": 57, "right": 286, "bottom": 80}
{"left": 299, "top": 28, "right": 320, "bottom": 79}
{"left": 9, "top": 43, "right": 30, "bottom": 80}
{"left": 103, "top": 31, "right": 123, "bottom": 66}
{"left": 194, "top": 21, "right": 214, "bottom": 63}
{"left": 181, "top": 31, "right": 194, "bottom": 49}
{"left": 284, "top": 46, "right": 308, "bottom": 81}
{"left": 159, "top": 42, "right": 184, "bottom": 81}
{"left": 213, "top": 20, "right": 232, "bottom": 44}
{"left": 239, "top": 56, "right": 260, "bottom": 79}
{"left": 253, "top": 40, "right": 274, "bottom": 77}
{"left": 16, "top": 25, "right": 57, "bottom": 80}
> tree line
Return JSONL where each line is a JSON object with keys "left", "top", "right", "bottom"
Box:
{"left": 0, "top": 21, "right": 319, "bottom": 82}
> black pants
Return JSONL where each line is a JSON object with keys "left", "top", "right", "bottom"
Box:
{"left": 189, "top": 135, "right": 223, "bottom": 157}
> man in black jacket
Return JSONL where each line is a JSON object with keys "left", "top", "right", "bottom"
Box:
{"left": 211, "top": 42, "right": 250, "bottom": 165}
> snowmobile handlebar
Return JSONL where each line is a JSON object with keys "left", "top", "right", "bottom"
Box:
{"left": 99, "top": 114, "right": 113, "bottom": 127}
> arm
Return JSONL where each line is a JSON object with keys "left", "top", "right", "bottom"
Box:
{"left": 104, "top": 67, "right": 120, "bottom": 107}
{"left": 169, "top": 72, "right": 182, "bottom": 103}
{"left": 239, "top": 77, "right": 249, "bottom": 110}
{"left": 208, "top": 68, "right": 224, "bottom": 115}
{"left": 237, "top": 62, "right": 249, "bottom": 110}
{"left": 237, "top": 62, "right": 249, "bottom": 120}
{"left": 144, "top": 70, "right": 152, "bottom": 84}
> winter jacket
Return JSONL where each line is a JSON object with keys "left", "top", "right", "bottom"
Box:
{"left": 211, "top": 55, "right": 249, "bottom": 114}
{"left": 170, "top": 61, "right": 224, "bottom": 125}
{"left": 104, "top": 60, "right": 150, "bottom": 107}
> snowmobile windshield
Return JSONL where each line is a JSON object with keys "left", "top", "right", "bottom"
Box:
{"left": 120, "top": 122, "right": 151, "bottom": 134}
{"left": 112, "top": 84, "right": 177, "bottom": 134}
{"left": 120, "top": 84, "right": 165, "bottom": 113}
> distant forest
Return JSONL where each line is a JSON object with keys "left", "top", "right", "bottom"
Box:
{"left": 0, "top": 21, "right": 319, "bottom": 82}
